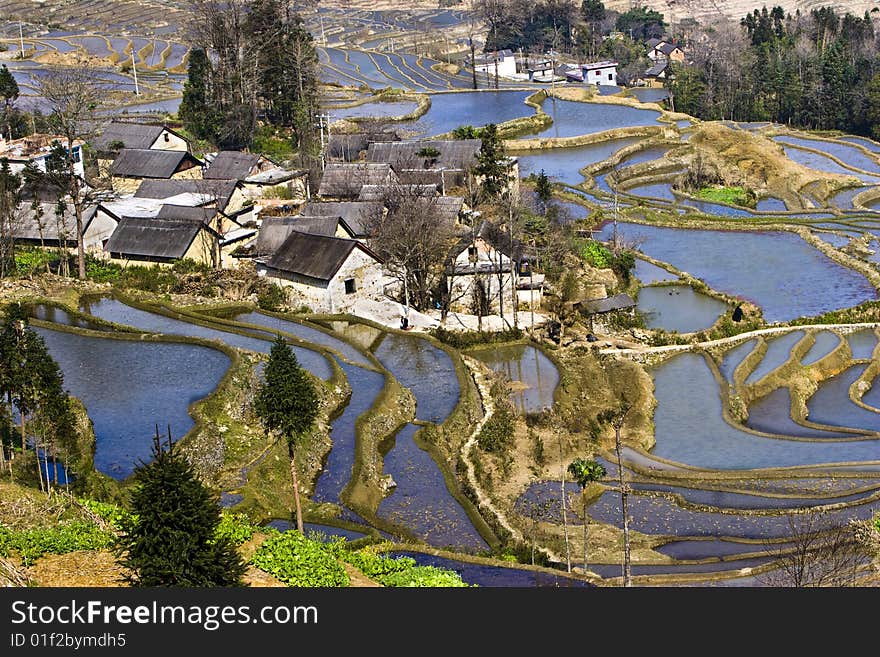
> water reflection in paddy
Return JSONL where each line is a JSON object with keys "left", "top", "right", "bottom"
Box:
{"left": 634, "top": 258, "right": 676, "bottom": 284}
{"left": 651, "top": 353, "right": 880, "bottom": 469}
{"left": 801, "top": 331, "right": 842, "bottom": 365}
{"left": 636, "top": 285, "right": 727, "bottom": 333}
{"left": 806, "top": 364, "right": 880, "bottom": 433}
{"left": 232, "top": 311, "right": 371, "bottom": 367}
{"left": 519, "top": 98, "right": 662, "bottom": 140}
{"left": 471, "top": 344, "right": 559, "bottom": 413}
{"left": 34, "top": 327, "right": 229, "bottom": 480}
{"left": 313, "top": 363, "right": 386, "bottom": 507}
{"left": 718, "top": 339, "right": 757, "bottom": 382}
{"left": 373, "top": 333, "right": 459, "bottom": 423}
{"left": 596, "top": 222, "right": 877, "bottom": 322}
{"left": 746, "top": 387, "right": 859, "bottom": 438}
{"left": 512, "top": 138, "right": 639, "bottom": 186}
{"left": 377, "top": 424, "right": 488, "bottom": 552}
{"left": 744, "top": 331, "right": 804, "bottom": 384}
{"left": 80, "top": 297, "right": 332, "bottom": 379}
{"left": 847, "top": 329, "right": 877, "bottom": 359}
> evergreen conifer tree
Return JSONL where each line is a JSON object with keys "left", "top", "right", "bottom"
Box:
{"left": 254, "top": 335, "right": 318, "bottom": 533}
{"left": 117, "top": 431, "right": 247, "bottom": 587}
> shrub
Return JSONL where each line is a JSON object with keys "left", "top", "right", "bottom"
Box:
{"left": 257, "top": 282, "right": 287, "bottom": 312}
{"left": 85, "top": 256, "right": 122, "bottom": 283}
{"left": 251, "top": 531, "right": 349, "bottom": 587}
{"left": 431, "top": 326, "right": 522, "bottom": 349}
{"left": 580, "top": 240, "right": 611, "bottom": 268}
{"left": 477, "top": 380, "right": 516, "bottom": 454}
{"left": 215, "top": 512, "right": 259, "bottom": 547}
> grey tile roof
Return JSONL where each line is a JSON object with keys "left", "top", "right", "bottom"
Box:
{"left": 300, "top": 200, "right": 381, "bottom": 237}
{"left": 134, "top": 178, "right": 240, "bottom": 210}
{"left": 317, "top": 163, "right": 398, "bottom": 198}
{"left": 12, "top": 200, "right": 96, "bottom": 242}
{"left": 366, "top": 139, "right": 481, "bottom": 171}
{"left": 261, "top": 231, "right": 376, "bottom": 281}
{"left": 110, "top": 149, "right": 202, "bottom": 178}
{"left": 357, "top": 184, "right": 438, "bottom": 201}
{"left": 104, "top": 216, "right": 206, "bottom": 260}
{"left": 92, "top": 122, "right": 167, "bottom": 152}
{"left": 204, "top": 151, "right": 262, "bottom": 180}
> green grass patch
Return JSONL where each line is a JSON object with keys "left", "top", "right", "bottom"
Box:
{"left": 696, "top": 186, "right": 757, "bottom": 208}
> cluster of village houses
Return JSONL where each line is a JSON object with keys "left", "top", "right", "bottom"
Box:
{"left": 0, "top": 122, "right": 545, "bottom": 318}
{"left": 472, "top": 36, "right": 685, "bottom": 86}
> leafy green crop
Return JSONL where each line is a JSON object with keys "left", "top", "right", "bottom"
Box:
{"left": 339, "top": 549, "right": 470, "bottom": 587}
{"left": 0, "top": 522, "right": 116, "bottom": 566}
{"left": 250, "top": 531, "right": 350, "bottom": 587}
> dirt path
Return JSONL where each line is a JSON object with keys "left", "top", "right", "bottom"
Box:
{"left": 459, "top": 355, "right": 566, "bottom": 564}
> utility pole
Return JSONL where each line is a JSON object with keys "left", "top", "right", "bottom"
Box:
{"left": 19, "top": 22, "right": 25, "bottom": 59}
{"left": 316, "top": 112, "right": 330, "bottom": 171}
{"left": 131, "top": 50, "right": 140, "bottom": 96}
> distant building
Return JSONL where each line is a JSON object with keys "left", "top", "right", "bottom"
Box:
{"left": 472, "top": 49, "right": 516, "bottom": 78}
{"left": 567, "top": 60, "right": 618, "bottom": 86}
{"left": 104, "top": 214, "right": 221, "bottom": 267}
{"left": 0, "top": 134, "right": 84, "bottom": 178}
{"left": 317, "top": 163, "right": 398, "bottom": 199}
{"left": 647, "top": 39, "right": 685, "bottom": 63}
{"left": 204, "top": 151, "right": 308, "bottom": 203}
{"left": 12, "top": 201, "right": 113, "bottom": 250}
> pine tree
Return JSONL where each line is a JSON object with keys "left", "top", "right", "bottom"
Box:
{"left": 179, "top": 48, "right": 217, "bottom": 142}
{"left": 118, "top": 430, "right": 247, "bottom": 587}
{"left": 0, "top": 64, "right": 19, "bottom": 141}
{"left": 534, "top": 169, "right": 554, "bottom": 213}
{"left": 253, "top": 335, "right": 319, "bottom": 533}
{"left": 474, "top": 123, "right": 509, "bottom": 199}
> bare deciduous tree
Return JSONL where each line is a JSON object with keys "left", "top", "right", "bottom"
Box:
{"left": 362, "top": 182, "right": 458, "bottom": 319}
{"left": 760, "top": 513, "right": 867, "bottom": 587}
{"left": 34, "top": 68, "right": 108, "bottom": 280}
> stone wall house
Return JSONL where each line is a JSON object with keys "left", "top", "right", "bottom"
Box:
{"left": 255, "top": 230, "right": 387, "bottom": 313}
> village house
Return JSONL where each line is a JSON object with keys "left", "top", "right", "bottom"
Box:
{"left": 317, "top": 162, "right": 398, "bottom": 199}
{"left": 133, "top": 178, "right": 253, "bottom": 226}
{"left": 109, "top": 148, "right": 203, "bottom": 194}
{"left": 643, "top": 60, "right": 672, "bottom": 86}
{"left": 103, "top": 213, "right": 222, "bottom": 267}
{"left": 297, "top": 200, "right": 381, "bottom": 239}
{"left": 445, "top": 221, "right": 543, "bottom": 314}
{"left": 11, "top": 200, "right": 115, "bottom": 251}
{"left": 92, "top": 121, "right": 190, "bottom": 176}
{"left": 575, "top": 293, "right": 637, "bottom": 332}
{"left": 255, "top": 231, "right": 387, "bottom": 313}
{"left": 0, "top": 134, "right": 85, "bottom": 178}
{"left": 249, "top": 215, "right": 359, "bottom": 259}
{"left": 565, "top": 60, "right": 619, "bottom": 86}
{"left": 204, "top": 150, "right": 308, "bottom": 202}
{"left": 646, "top": 38, "right": 685, "bottom": 63}
{"left": 365, "top": 139, "right": 481, "bottom": 190}
{"left": 471, "top": 49, "right": 517, "bottom": 78}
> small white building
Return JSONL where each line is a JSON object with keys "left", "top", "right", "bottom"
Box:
{"left": 256, "top": 230, "right": 387, "bottom": 314}
{"left": 473, "top": 49, "right": 517, "bottom": 78}
{"left": 577, "top": 60, "right": 618, "bottom": 86}
{"left": 0, "top": 134, "right": 85, "bottom": 178}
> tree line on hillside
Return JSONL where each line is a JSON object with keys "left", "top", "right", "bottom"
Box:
{"left": 669, "top": 6, "right": 880, "bottom": 137}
